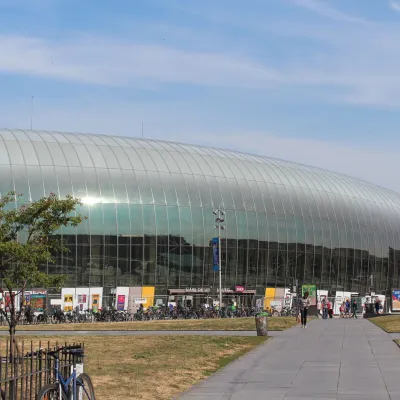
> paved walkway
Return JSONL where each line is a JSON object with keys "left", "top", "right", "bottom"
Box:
{"left": 179, "top": 318, "right": 400, "bottom": 400}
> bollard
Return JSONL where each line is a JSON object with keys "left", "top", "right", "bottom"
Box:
{"left": 255, "top": 312, "right": 268, "bottom": 336}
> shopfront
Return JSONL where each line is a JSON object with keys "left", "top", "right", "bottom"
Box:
{"left": 167, "top": 287, "right": 256, "bottom": 308}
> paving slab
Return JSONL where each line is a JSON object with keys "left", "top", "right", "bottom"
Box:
{"left": 178, "top": 318, "right": 400, "bottom": 399}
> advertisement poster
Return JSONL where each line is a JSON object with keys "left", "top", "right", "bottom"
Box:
{"left": 21, "top": 294, "right": 30, "bottom": 307}
{"left": 392, "top": 289, "right": 400, "bottom": 311}
{"left": 64, "top": 294, "right": 73, "bottom": 312}
{"left": 117, "top": 295, "right": 125, "bottom": 311}
{"left": 30, "top": 294, "right": 46, "bottom": 312}
{"left": 301, "top": 284, "right": 317, "bottom": 306}
{"left": 92, "top": 294, "right": 100, "bottom": 312}
{"left": 77, "top": 294, "right": 87, "bottom": 304}
{"left": 212, "top": 237, "right": 219, "bottom": 271}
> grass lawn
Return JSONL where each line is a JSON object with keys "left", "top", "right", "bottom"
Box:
{"left": 4, "top": 317, "right": 297, "bottom": 332}
{"left": 370, "top": 315, "right": 400, "bottom": 332}
{"left": 19, "top": 335, "right": 267, "bottom": 400}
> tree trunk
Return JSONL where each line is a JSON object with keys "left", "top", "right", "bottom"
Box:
{"left": 8, "top": 325, "right": 17, "bottom": 399}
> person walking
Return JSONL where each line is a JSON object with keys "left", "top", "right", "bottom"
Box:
{"left": 321, "top": 297, "right": 328, "bottom": 320}
{"left": 299, "top": 292, "right": 311, "bottom": 328}
{"left": 351, "top": 299, "right": 358, "bottom": 318}
{"left": 328, "top": 300, "right": 333, "bottom": 318}
{"left": 375, "top": 299, "right": 380, "bottom": 315}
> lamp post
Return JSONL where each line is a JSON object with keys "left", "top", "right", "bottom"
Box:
{"left": 213, "top": 209, "right": 225, "bottom": 309}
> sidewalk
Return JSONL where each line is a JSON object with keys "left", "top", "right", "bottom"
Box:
{"left": 178, "top": 318, "right": 400, "bottom": 400}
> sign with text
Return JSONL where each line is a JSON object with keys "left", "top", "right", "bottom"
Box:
{"left": 235, "top": 285, "right": 245, "bottom": 292}
{"left": 301, "top": 284, "right": 317, "bottom": 306}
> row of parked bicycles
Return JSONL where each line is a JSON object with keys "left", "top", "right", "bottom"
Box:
{"left": 0, "top": 304, "right": 299, "bottom": 325}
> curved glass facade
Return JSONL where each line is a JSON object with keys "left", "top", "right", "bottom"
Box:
{"left": 1, "top": 128, "right": 400, "bottom": 297}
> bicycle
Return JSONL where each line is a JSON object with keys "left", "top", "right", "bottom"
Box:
{"left": 36, "top": 345, "right": 95, "bottom": 400}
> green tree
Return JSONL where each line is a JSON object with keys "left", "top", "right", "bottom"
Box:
{"left": 0, "top": 191, "right": 85, "bottom": 352}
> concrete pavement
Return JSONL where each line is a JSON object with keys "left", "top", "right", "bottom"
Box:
{"left": 178, "top": 318, "right": 400, "bottom": 400}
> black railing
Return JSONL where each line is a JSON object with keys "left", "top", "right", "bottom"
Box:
{"left": 0, "top": 340, "right": 83, "bottom": 399}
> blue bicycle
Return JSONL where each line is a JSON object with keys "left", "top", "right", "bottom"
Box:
{"left": 36, "top": 345, "right": 95, "bottom": 400}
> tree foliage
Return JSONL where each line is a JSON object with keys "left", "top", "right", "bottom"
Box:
{"left": 0, "top": 191, "right": 85, "bottom": 341}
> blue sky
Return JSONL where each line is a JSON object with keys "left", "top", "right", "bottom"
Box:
{"left": 1, "top": 0, "right": 400, "bottom": 191}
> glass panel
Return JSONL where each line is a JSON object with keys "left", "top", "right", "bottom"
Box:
{"left": 12, "top": 165, "right": 30, "bottom": 201}
{"left": 135, "top": 170, "right": 154, "bottom": 205}
{"left": 27, "top": 166, "right": 44, "bottom": 199}
{"left": 0, "top": 165, "right": 14, "bottom": 197}
{"left": 85, "top": 145, "right": 107, "bottom": 168}
{"left": 130, "top": 204, "right": 144, "bottom": 244}
{"left": 122, "top": 170, "right": 141, "bottom": 204}
{"left": 124, "top": 148, "right": 145, "bottom": 170}
{"left": 109, "top": 169, "right": 128, "bottom": 203}
{"left": 5, "top": 141, "right": 24, "bottom": 165}
{"left": 19, "top": 141, "right": 39, "bottom": 165}
{"left": 97, "top": 145, "right": 121, "bottom": 169}
{"left": 158, "top": 172, "right": 178, "bottom": 206}
{"left": 47, "top": 143, "right": 67, "bottom": 166}
{"left": 146, "top": 150, "right": 169, "bottom": 172}
{"left": 73, "top": 145, "right": 94, "bottom": 168}
{"left": 96, "top": 168, "right": 115, "bottom": 203}
{"left": 155, "top": 205, "right": 169, "bottom": 238}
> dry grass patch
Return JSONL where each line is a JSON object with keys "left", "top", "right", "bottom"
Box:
{"left": 16, "top": 335, "right": 267, "bottom": 400}
{"left": 370, "top": 316, "right": 400, "bottom": 332}
{"left": 5, "top": 317, "right": 297, "bottom": 332}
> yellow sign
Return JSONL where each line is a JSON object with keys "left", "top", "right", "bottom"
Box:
{"left": 64, "top": 294, "right": 73, "bottom": 312}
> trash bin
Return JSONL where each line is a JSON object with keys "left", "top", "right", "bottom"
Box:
{"left": 255, "top": 312, "right": 268, "bottom": 336}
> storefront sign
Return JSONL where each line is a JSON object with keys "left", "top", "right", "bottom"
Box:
{"left": 169, "top": 287, "right": 257, "bottom": 295}
{"left": 301, "top": 284, "right": 317, "bottom": 306}
{"left": 185, "top": 287, "right": 211, "bottom": 293}
{"left": 392, "top": 289, "right": 400, "bottom": 311}
{"left": 117, "top": 295, "right": 125, "bottom": 311}
{"left": 134, "top": 298, "right": 147, "bottom": 304}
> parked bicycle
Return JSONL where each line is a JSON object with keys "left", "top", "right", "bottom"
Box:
{"left": 36, "top": 345, "right": 95, "bottom": 400}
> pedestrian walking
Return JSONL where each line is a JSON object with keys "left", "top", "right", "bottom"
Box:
{"left": 328, "top": 300, "right": 333, "bottom": 318}
{"left": 321, "top": 297, "right": 328, "bottom": 319}
{"left": 375, "top": 299, "right": 380, "bottom": 315}
{"left": 340, "top": 302, "right": 345, "bottom": 318}
{"left": 299, "top": 292, "right": 311, "bottom": 328}
{"left": 351, "top": 299, "right": 358, "bottom": 318}
{"left": 345, "top": 299, "right": 351, "bottom": 318}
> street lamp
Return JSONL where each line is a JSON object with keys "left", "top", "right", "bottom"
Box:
{"left": 213, "top": 209, "right": 225, "bottom": 309}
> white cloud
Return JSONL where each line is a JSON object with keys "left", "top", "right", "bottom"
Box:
{"left": 389, "top": 0, "right": 400, "bottom": 12}
{"left": 0, "top": 35, "right": 280, "bottom": 88}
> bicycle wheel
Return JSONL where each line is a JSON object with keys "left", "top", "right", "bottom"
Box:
{"left": 36, "top": 383, "right": 66, "bottom": 400}
{"left": 76, "top": 373, "right": 96, "bottom": 399}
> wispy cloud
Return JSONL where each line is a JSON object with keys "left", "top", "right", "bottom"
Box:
{"left": 0, "top": 35, "right": 280, "bottom": 88}
{"left": 389, "top": 0, "right": 400, "bottom": 12}
{"left": 290, "top": 0, "right": 368, "bottom": 24}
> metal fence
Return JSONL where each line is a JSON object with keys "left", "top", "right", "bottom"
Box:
{"left": 0, "top": 340, "right": 82, "bottom": 400}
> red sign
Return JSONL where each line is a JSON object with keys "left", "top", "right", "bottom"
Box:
{"left": 235, "top": 286, "right": 245, "bottom": 292}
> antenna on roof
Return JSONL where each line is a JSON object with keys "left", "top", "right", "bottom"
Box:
{"left": 30, "top": 96, "right": 34, "bottom": 130}
{"left": 141, "top": 122, "right": 144, "bottom": 139}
